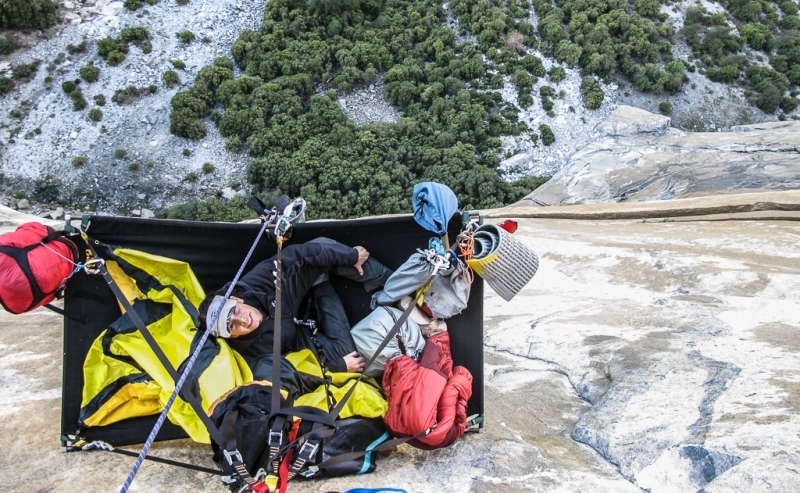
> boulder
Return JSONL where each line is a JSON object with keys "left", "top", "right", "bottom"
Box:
{"left": 596, "top": 105, "right": 671, "bottom": 137}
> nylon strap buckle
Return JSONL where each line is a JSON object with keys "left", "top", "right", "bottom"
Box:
{"left": 223, "top": 449, "right": 244, "bottom": 467}
{"left": 268, "top": 430, "right": 283, "bottom": 447}
{"left": 298, "top": 439, "right": 319, "bottom": 459}
{"left": 287, "top": 440, "right": 319, "bottom": 479}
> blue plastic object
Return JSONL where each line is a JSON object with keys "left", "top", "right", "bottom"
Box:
{"left": 428, "top": 237, "right": 446, "bottom": 256}
{"left": 342, "top": 489, "right": 408, "bottom": 493}
{"left": 412, "top": 182, "right": 458, "bottom": 236}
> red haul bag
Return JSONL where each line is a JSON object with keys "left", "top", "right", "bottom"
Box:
{"left": 0, "top": 222, "right": 78, "bottom": 314}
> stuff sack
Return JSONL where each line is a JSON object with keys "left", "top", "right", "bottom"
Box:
{"left": 351, "top": 306, "right": 426, "bottom": 378}
{"left": 0, "top": 222, "right": 78, "bottom": 314}
{"left": 383, "top": 332, "right": 472, "bottom": 450}
{"left": 371, "top": 251, "right": 471, "bottom": 320}
{"left": 422, "top": 261, "right": 471, "bottom": 319}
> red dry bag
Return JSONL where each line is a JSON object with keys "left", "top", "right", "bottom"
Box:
{"left": 0, "top": 222, "right": 79, "bottom": 314}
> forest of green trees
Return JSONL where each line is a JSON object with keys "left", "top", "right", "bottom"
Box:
{"left": 166, "top": 0, "right": 553, "bottom": 220}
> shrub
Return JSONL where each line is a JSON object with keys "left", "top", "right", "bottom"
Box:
{"left": 79, "top": 64, "right": 100, "bottom": 83}
{"left": 521, "top": 55, "right": 546, "bottom": 77}
{"left": 707, "top": 64, "right": 740, "bottom": 83}
{"left": 66, "top": 40, "right": 87, "bottom": 54}
{"left": 163, "top": 70, "right": 180, "bottom": 88}
{"left": 202, "top": 162, "right": 215, "bottom": 174}
{"left": 541, "top": 97, "right": 554, "bottom": 111}
{"left": 539, "top": 124, "right": 555, "bottom": 146}
{"left": 170, "top": 59, "right": 186, "bottom": 70}
{"left": 94, "top": 93, "right": 106, "bottom": 106}
{"left": 88, "top": 108, "right": 103, "bottom": 121}
{"left": 0, "top": 77, "right": 13, "bottom": 94}
{"left": 171, "top": 112, "right": 208, "bottom": 139}
{"left": 11, "top": 60, "right": 40, "bottom": 80}
{"left": 658, "top": 100, "right": 673, "bottom": 115}
{"left": 61, "top": 80, "right": 76, "bottom": 94}
{"left": 185, "top": 171, "right": 199, "bottom": 182}
{"left": 780, "top": 96, "right": 799, "bottom": 113}
{"left": 0, "top": 0, "right": 58, "bottom": 29}
{"left": 123, "top": 0, "right": 143, "bottom": 9}
{"left": 97, "top": 37, "right": 129, "bottom": 65}
{"left": 121, "top": 27, "right": 150, "bottom": 44}
{"left": 201, "top": 36, "right": 212, "bottom": 43}
{"left": 159, "top": 196, "right": 259, "bottom": 222}
{"left": 176, "top": 30, "right": 196, "bottom": 44}
{"left": 176, "top": 0, "right": 189, "bottom": 5}
{"left": 112, "top": 85, "right": 148, "bottom": 105}
{"left": 148, "top": 84, "right": 158, "bottom": 94}
{"left": 115, "top": 148, "right": 127, "bottom": 159}
{"left": 107, "top": 51, "right": 127, "bottom": 66}
{"left": 146, "top": 161, "right": 155, "bottom": 169}
{"left": 71, "top": 90, "right": 87, "bottom": 111}
{"left": 518, "top": 92, "right": 534, "bottom": 108}
{"left": 581, "top": 76, "right": 604, "bottom": 110}
{"left": 72, "top": 156, "right": 86, "bottom": 167}
{"left": 0, "top": 35, "right": 18, "bottom": 55}
{"left": 182, "top": 148, "right": 191, "bottom": 156}
{"left": 225, "top": 135, "right": 242, "bottom": 152}
{"left": 213, "top": 57, "right": 234, "bottom": 70}
{"left": 548, "top": 65, "right": 566, "bottom": 83}
{"left": 539, "top": 85, "right": 555, "bottom": 97}
{"left": 129, "top": 162, "right": 141, "bottom": 171}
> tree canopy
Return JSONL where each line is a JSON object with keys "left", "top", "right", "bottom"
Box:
{"left": 169, "top": 0, "right": 547, "bottom": 220}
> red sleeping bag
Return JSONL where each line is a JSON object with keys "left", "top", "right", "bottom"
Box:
{"left": 0, "top": 222, "right": 78, "bottom": 314}
{"left": 382, "top": 331, "right": 473, "bottom": 450}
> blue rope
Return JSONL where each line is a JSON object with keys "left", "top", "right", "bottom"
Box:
{"left": 119, "top": 220, "right": 271, "bottom": 493}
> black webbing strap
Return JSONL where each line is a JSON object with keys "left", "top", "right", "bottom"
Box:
{"left": 43, "top": 302, "right": 88, "bottom": 323}
{"left": 268, "top": 240, "right": 285, "bottom": 476}
{"left": 109, "top": 447, "right": 224, "bottom": 475}
{"left": 83, "top": 238, "right": 230, "bottom": 453}
{"left": 43, "top": 303, "right": 66, "bottom": 316}
{"left": 313, "top": 429, "right": 430, "bottom": 471}
{"left": 220, "top": 409, "right": 260, "bottom": 488}
{"left": 74, "top": 440, "right": 224, "bottom": 475}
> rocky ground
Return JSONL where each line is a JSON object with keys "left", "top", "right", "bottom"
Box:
{"left": 0, "top": 0, "right": 261, "bottom": 217}
{"left": 1, "top": 194, "right": 799, "bottom": 493}
{"left": 0, "top": 0, "right": 791, "bottom": 218}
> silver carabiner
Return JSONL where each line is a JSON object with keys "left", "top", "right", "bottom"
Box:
{"left": 83, "top": 258, "right": 105, "bottom": 275}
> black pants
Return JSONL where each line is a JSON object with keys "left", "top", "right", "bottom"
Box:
{"left": 284, "top": 238, "right": 392, "bottom": 372}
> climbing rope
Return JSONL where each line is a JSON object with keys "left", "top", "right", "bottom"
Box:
{"left": 456, "top": 231, "right": 476, "bottom": 285}
{"left": 118, "top": 218, "right": 272, "bottom": 493}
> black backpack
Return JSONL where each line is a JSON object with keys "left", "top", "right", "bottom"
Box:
{"left": 209, "top": 378, "right": 389, "bottom": 491}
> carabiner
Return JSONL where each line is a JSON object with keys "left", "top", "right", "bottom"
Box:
{"left": 83, "top": 258, "right": 105, "bottom": 275}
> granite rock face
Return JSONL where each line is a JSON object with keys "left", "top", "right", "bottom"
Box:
{"left": 1, "top": 203, "right": 799, "bottom": 493}
{"left": 525, "top": 106, "right": 800, "bottom": 206}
